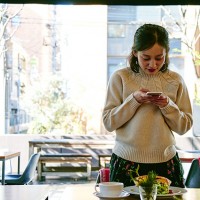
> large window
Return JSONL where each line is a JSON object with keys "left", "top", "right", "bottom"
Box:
{"left": 1, "top": 5, "right": 199, "bottom": 136}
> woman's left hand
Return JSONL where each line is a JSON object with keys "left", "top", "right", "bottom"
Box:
{"left": 147, "top": 94, "right": 169, "bottom": 108}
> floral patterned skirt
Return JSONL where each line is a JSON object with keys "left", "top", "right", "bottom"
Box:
{"left": 109, "top": 153, "right": 185, "bottom": 188}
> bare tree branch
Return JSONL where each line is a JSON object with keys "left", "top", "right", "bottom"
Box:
{"left": 161, "top": 5, "right": 200, "bottom": 78}
{"left": 0, "top": 4, "right": 24, "bottom": 53}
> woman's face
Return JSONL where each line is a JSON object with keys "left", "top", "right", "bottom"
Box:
{"left": 134, "top": 43, "right": 166, "bottom": 75}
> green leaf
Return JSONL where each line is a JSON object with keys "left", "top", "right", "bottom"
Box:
{"left": 140, "top": 171, "right": 157, "bottom": 187}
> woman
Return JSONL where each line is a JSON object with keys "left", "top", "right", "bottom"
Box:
{"left": 102, "top": 24, "right": 193, "bottom": 188}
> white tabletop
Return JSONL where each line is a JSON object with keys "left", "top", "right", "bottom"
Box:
{"left": 59, "top": 183, "right": 200, "bottom": 200}
{"left": 0, "top": 185, "right": 50, "bottom": 200}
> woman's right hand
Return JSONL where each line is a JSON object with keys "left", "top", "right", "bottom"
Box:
{"left": 133, "top": 88, "right": 150, "bottom": 103}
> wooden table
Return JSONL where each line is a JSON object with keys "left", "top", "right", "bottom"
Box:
{"left": 0, "top": 185, "right": 50, "bottom": 200}
{"left": 177, "top": 150, "right": 200, "bottom": 163}
{"left": 29, "top": 139, "right": 114, "bottom": 157}
{"left": 60, "top": 182, "right": 200, "bottom": 200}
{"left": 29, "top": 139, "right": 200, "bottom": 161}
{"left": 0, "top": 152, "right": 20, "bottom": 185}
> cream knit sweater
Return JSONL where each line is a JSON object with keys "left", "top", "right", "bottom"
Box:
{"left": 102, "top": 67, "right": 193, "bottom": 163}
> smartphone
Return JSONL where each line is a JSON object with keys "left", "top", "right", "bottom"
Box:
{"left": 146, "top": 92, "right": 162, "bottom": 96}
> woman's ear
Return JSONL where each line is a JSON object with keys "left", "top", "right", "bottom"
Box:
{"left": 133, "top": 51, "right": 138, "bottom": 57}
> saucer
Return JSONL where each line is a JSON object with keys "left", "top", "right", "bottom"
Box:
{"left": 93, "top": 191, "right": 130, "bottom": 199}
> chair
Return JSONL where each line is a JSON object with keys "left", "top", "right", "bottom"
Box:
{"left": 185, "top": 158, "right": 200, "bottom": 188}
{"left": 2, "top": 153, "right": 40, "bottom": 185}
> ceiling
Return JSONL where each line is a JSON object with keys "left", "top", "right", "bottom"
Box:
{"left": 0, "top": 0, "right": 199, "bottom": 5}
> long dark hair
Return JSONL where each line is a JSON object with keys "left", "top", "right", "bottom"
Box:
{"left": 128, "top": 24, "right": 170, "bottom": 73}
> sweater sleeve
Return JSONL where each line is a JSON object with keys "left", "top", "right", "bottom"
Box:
{"left": 159, "top": 77, "right": 193, "bottom": 135}
{"left": 102, "top": 72, "right": 141, "bottom": 132}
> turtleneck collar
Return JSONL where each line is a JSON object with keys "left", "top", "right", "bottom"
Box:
{"left": 138, "top": 68, "right": 163, "bottom": 78}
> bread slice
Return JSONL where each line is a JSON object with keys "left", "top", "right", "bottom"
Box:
{"left": 134, "top": 175, "right": 171, "bottom": 186}
{"left": 156, "top": 176, "right": 171, "bottom": 186}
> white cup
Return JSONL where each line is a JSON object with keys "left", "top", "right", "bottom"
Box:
{"left": 95, "top": 182, "right": 124, "bottom": 197}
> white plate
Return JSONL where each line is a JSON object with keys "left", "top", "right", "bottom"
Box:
{"left": 123, "top": 186, "right": 187, "bottom": 197}
{"left": 93, "top": 191, "right": 130, "bottom": 199}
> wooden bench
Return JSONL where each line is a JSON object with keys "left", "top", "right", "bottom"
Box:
{"left": 37, "top": 153, "right": 92, "bottom": 181}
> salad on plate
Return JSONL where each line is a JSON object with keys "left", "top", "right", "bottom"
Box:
{"left": 129, "top": 170, "right": 172, "bottom": 195}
